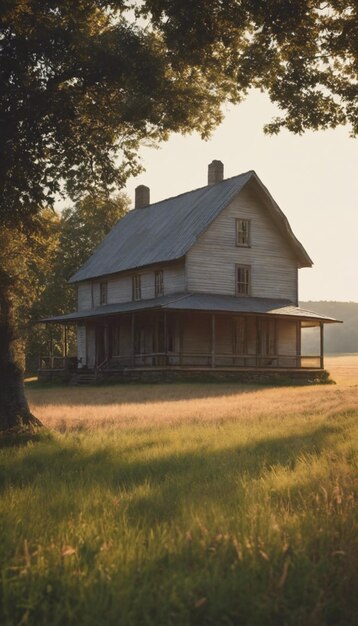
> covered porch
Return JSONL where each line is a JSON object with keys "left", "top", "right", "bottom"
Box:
{"left": 38, "top": 294, "right": 340, "bottom": 379}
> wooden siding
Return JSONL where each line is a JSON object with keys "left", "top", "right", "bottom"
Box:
{"left": 277, "top": 319, "right": 297, "bottom": 355}
{"left": 77, "top": 282, "right": 92, "bottom": 311}
{"left": 107, "top": 276, "right": 132, "bottom": 304}
{"left": 77, "top": 325, "right": 86, "bottom": 366}
{"left": 80, "top": 262, "right": 186, "bottom": 307}
{"left": 186, "top": 186, "right": 298, "bottom": 302}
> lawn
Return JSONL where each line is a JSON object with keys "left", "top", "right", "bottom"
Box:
{"left": 0, "top": 356, "right": 357, "bottom": 625}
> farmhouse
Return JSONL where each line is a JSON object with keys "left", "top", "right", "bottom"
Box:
{"left": 40, "top": 161, "right": 339, "bottom": 382}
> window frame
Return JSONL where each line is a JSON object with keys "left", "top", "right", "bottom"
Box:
{"left": 99, "top": 282, "right": 107, "bottom": 306}
{"left": 155, "top": 269, "right": 164, "bottom": 297}
{"left": 235, "top": 218, "right": 251, "bottom": 247}
{"left": 235, "top": 264, "right": 251, "bottom": 297}
{"left": 132, "top": 274, "right": 141, "bottom": 301}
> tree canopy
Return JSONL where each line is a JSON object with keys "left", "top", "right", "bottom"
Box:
{"left": 1, "top": 1, "right": 356, "bottom": 228}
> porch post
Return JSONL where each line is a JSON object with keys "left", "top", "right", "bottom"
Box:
{"left": 131, "top": 313, "right": 135, "bottom": 368}
{"left": 320, "top": 321, "right": 324, "bottom": 369}
{"left": 164, "top": 310, "right": 167, "bottom": 367}
{"left": 49, "top": 325, "right": 53, "bottom": 369}
{"left": 179, "top": 313, "right": 183, "bottom": 366}
{"left": 296, "top": 320, "right": 301, "bottom": 368}
{"left": 64, "top": 325, "right": 68, "bottom": 358}
{"left": 211, "top": 313, "right": 216, "bottom": 368}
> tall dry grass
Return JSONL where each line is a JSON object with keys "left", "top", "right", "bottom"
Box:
{"left": 27, "top": 355, "right": 358, "bottom": 433}
{"left": 0, "top": 355, "right": 356, "bottom": 626}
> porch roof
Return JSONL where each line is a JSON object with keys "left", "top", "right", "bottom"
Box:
{"left": 40, "top": 293, "right": 340, "bottom": 324}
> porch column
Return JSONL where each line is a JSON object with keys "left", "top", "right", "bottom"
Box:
{"left": 320, "top": 321, "right": 324, "bottom": 369}
{"left": 49, "top": 325, "right": 53, "bottom": 369}
{"left": 64, "top": 325, "right": 68, "bottom": 358}
{"left": 296, "top": 320, "right": 301, "bottom": 368}
{"left": 256, "top": 318, "right": 260, "bottom": 367}
{"left": 164, "top": 310, "right": 167, "bottom": 367}
{"left": 211, "top": 313, "right": 216, "bottom": 368}
{"left": 131, "top": 313, "right": 135, "bottom": 368}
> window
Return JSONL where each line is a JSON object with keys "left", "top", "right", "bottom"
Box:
{"left": 236, "top": 218, "right": 250, "bottom": 247}
{"left": 99, "top": 282, "right": 107, "bottom": 305}
{"left": 155, "top": 270, "right": 164, "bottom": 297}
{"left": 132, "top": 274, "right": 141, "bottom": 301}
{"left": 236, "top": 265, "right": 250, "bottom": 296}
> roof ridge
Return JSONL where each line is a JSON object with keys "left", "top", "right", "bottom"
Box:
{"left": 130, "top": 170, "right": 255, "bottom": 211}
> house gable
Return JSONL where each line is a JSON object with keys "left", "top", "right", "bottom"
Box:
{"left": 186, "top": 180, "right": 299, "bottom": 302}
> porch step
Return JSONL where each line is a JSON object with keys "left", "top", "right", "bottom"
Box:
{"left": 70, "top": 372, "right": 98, "bottom": 385}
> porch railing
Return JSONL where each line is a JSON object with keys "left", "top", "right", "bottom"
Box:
{"left": 38, "top": 356, "right": 78, "bottom": 370}
{"left": 105, "top": 353, "right": 322, "bottom": 369}
{"left": 38, "top": 353, "right": 322, "bottom": 370}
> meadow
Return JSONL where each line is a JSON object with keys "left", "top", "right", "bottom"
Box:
{"left": 0, "top": 356, "right": 357, "bottom": 625}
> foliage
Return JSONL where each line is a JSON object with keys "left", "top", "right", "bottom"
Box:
{"left": 141, "top": 0, "right": 358, "bottom": 136}
{"left": 0, "top": 0, "right": 226, "bottom": 226}
{"left": 0, "top": 210, "right": 60, "bottom": 368}
{"left": 1, "top": 1, "right": 356, "bottom": 229}
{"left": 0, "top": 373, "right": 357, "bottom": 625}
{"left": 28, "top": 193, "right": 130, "bottom": 369}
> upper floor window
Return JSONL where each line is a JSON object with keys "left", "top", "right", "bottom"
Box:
{"left": 155, "top": 270, "right": 164, "bottom": 297}
{"left": 99, "top": 282, "right": 107, "bottom": 305}
{"left": 236, "top": 218, "right": 250, "bottom": 247}
{"left": 132, "top": 274, "right": 141, "bottom": 301}
{"left": 236, "top": 265, "right": 251, "bottom": 296}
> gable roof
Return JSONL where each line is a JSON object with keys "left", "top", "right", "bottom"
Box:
{"left": 69, "top": 170, "right": 312, "bottom": 284}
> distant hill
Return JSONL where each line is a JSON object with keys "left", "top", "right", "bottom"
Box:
{"left": 300, "top": 301, "right": 358, "bottom": 354}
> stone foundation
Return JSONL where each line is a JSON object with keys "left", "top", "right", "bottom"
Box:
{"left": 97, "top": 368, "right": 333, "bottom": 386}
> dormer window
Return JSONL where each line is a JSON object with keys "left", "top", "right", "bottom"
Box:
{"left": 99, "top": 282, "right": 107, "bottom": 305}
{"left": 236, "top": 265, "right": 250, "bottom": 296}
{"left": 155, "top": 270, "right": 164, "bottom": 297}
{"left": 132, "top": 274, "right": 141, "bottom": 301}
{"left": 236, "top": 218, "right": 250, "bottom": 247}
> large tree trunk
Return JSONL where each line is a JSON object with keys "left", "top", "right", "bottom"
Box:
{"left": 0, "top": 275, "right": 42, "bottom": 432}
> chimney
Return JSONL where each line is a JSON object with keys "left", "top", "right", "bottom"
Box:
{"left": 135, "top": 185, "right": 150, "bottom": 208}
{"left": 208, "top": 160, "right": 224, "bottom": 185}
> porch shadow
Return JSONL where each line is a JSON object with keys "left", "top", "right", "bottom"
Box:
{"left": 26, "top": 381, "right": 267, "bottom": 407}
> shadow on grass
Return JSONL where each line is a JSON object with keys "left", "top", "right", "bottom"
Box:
{"left": 0, "top": 429, "right": 53, "bottom": 449}
{"left": 0, "top": 421, "right": 342, "bottom": 523}
{"left": 25, "top": 380, "right": 268, "bottom": 406}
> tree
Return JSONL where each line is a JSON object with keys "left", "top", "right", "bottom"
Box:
{"left": 28, "top": 193, "right": 130, "bottom": 370}
{"left": 0, "top": 210, "right": 60, "bottom": 431}
{"left": 0, "top": 1, "right": 356, "bottom": 431}
{"left": 140, "top": 0, "right": 357, "bottom": 136}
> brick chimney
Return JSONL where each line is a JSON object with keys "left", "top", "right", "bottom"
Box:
{"left": 135, "top": 185, "right": 150, "bottom": 208}
{"left": 208, "top": 160, "right": 224, "bottom": 185}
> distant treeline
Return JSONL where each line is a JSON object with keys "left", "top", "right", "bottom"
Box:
{"left": 300, "top": 301, "right": 358, "bottom": 354}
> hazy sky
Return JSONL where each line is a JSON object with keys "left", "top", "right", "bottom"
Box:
{"left": 123, "top": 90, "right": 357, "bottom": 302}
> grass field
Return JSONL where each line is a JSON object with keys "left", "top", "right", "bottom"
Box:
{"left": 1, "top": 356, "right": 357, "bottom": 625}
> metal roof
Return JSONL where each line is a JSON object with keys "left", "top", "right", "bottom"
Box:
{"left": 69, "top": 171, "right": 312, "bottom": 283}
{"left": 40, "top": 293, "right": 339, "bottom": 324}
